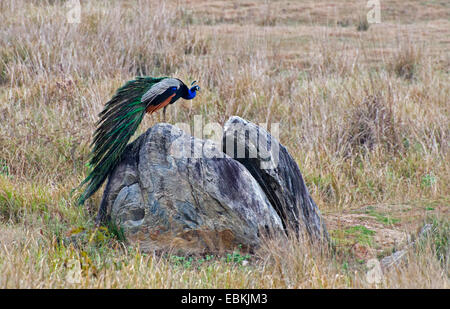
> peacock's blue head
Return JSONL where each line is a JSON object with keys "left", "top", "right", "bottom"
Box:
{"left": 186, "top": 80, "right": 200, "bottom": 100}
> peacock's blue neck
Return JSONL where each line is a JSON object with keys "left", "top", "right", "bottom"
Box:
{"left": 186, "top": 87, "right": 197, "bottom": 100}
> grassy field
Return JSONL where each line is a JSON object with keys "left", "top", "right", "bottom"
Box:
{"left": 0, "top": 0, "right": 448, "bottom": 288}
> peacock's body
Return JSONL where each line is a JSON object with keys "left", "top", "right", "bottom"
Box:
{"left": 77, "top": 77, "right": 200, "bottom": 206}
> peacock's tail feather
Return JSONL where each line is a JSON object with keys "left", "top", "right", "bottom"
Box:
{"left": 77, "top": 76, "right": 165, "bottom": 206}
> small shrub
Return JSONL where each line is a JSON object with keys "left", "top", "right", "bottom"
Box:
{"left": 259, "top": 15, "right": 277, "bottom": 26}
{"left": 389, "top": 43, "right": 422, "bottom": 80}
{"left": 337, "top": 19, "right": 351, "bottom": 27}
{"left": 421, "top": 173, "right": 437, "bottom": 188}
{"left": 356, "top": 16, "right": 370, "bottom": 31}
{"left": 343, "top": 94, "right": 403, "bottom": 156}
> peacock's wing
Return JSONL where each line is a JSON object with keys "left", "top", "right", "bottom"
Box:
{"left": 77, "top": 76, "right": 167, "bottom": 206}
{"left": 141, "top": 78, "right": 182, "bottom": 112}
{"left": 141, "top": 78, "right": 181, "bottom": 102}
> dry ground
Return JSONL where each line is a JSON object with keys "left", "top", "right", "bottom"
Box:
{"left": 0, "top": 0, "right": 448, "bottom": 288}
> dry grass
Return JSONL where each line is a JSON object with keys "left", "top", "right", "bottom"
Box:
{"left": 0, "top": 0, "right": 448, "bottom": 288}
{"left": 0, "top": 219, "right": 447, "bottom": 288}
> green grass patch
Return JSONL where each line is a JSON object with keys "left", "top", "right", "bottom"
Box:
{"left": 331, "top": 225, "right": 376, "bottom": 247}
{"left": 365, "top": 206, "right": 400, "bottom": 226}
{"left": 344, "top": 225, "right": 376, "bottom": 246}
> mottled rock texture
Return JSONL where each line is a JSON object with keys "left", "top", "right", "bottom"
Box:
{"left": 222, "top": 116, "right": 328, "bottom": 241}
{"left": 97, "top": 123, "right": 284, "bottom": 253}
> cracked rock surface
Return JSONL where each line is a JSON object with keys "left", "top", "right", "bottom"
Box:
{"left": 222, "top": 116, "right": 328, "bottom": 241}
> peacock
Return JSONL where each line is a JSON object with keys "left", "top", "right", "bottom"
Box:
{"left": 77, "top": 77, "right": 200, "bottom": 206}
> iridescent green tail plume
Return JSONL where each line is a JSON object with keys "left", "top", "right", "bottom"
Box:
{"left": 77, "top": 77, "right": 164, "bottom": 206}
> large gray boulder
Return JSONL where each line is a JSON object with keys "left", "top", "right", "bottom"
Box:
{"left": 222, "top": 116, "right": 328, "bottom": 242}
{"left": 97, "top": 123, "right": 284, "bottom": 253}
